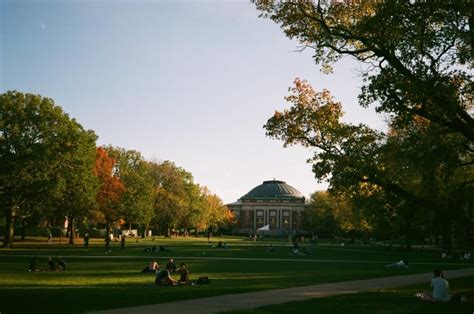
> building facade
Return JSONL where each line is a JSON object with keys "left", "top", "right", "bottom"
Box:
{"left": 227, "top": 180, "right": 306, "bottom": 236}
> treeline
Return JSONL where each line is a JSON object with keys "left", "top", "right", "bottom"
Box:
{"left": 257, "top": 1, "right": 473, "bottom": 251}
{"left": 0, "top": 91, "right": 233, "bottom": 247}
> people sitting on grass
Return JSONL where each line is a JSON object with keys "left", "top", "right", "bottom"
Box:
{"left": 291, "top": 243, "right": 299, "bottom": 256}
{"left": 142, "top": 259, "right": 160, "bottom": 273}
{"left": 461, "top": 251, "right": 471, "bottom": 261}
{"left": 418, "top": 269, "right": 451, "bottom": 302}
{"left": 47, "top": 256, "right": 57, "bottom": 271}
{"left": 166, "top": 258, "right": 177, "bottom": 272}
{"left": 144, "top": 245, "right": 157, "bottom": 253}
{"left": 154, "top": 264, "right": 177, "bottom": 286}
{"left": 385, "top": 259, "right": 408, "bottom": 269}
{"left": 178, "top": 262, "right": 190, "bottom": 285}
{"left": 266, "top": 244, "right": 275, "bottom": 252}
{"left": 28, "top": 256, "right": 42, "bottom": 272}
{"left": 57, "top": 257, "right": 67, "bottom": 271}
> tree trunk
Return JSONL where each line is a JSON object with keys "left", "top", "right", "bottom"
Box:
{"left": 21, "top": 217, "right": 27, "bottom": 240}
{"left": 441, "top": 222, "right": 453, "bottom": 252}
{"left": 142, "top": 223, "right": 150, "bottom": 238}
{"left": 105, "top": 222, "right": 111, "bottom": 239}
{"left": 2, "top": 206, "right": 16, "bottom": 248}
{"left": 68, "top": 217, "right": 75, "bottom": 245}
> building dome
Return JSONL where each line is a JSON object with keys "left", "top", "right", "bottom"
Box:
{"left": 240, "top": 180, "right": 304, "bottom": 200}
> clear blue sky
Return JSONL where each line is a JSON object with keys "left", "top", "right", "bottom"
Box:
{"left": 0, "top": 0, "right": 383, "bottom": 203}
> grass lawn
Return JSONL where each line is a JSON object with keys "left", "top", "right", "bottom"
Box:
{"left": 225, "top": 276, "right": 474, "bottom": 314}
{"left": 0, "top": 236, "right": 472, "bottom": 313}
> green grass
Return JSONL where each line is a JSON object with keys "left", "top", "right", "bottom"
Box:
{"left": 0, "top": 236, "right": 472, "bottom": 313}
{"left": 225, "top": 276, "right": 474, "bottom": 314}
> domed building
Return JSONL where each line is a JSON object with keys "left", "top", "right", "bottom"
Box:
{"left": 227, "top": 180, "right": 307, "bottom": 235}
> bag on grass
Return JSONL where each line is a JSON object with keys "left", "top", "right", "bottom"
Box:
{"left": 197, "top": 276, "right": 210, "bottom": 284}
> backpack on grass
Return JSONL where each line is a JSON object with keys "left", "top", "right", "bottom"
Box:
{"left": 197, "top": 276, "right": 210, "bottom": 284}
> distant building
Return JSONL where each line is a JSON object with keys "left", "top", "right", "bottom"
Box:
{"left": 227, "top": 180, "right": 306, "bottom": 235}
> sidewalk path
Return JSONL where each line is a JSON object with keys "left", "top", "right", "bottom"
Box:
{"left": 88, "top": 267, "right": 474, "bottom": 314}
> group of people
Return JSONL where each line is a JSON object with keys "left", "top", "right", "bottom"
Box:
{"left": 144, "top": 244, "right": 166, "bottom": 253}
{"left": 28, "top": 256, "right": 67, "bottom": 272}
{"left": 151, "top": 258, "right": 190, "bottom": 286}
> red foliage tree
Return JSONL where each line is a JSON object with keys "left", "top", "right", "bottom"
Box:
{"left": 94, "top": 147, "right": 126, "bottom": 236}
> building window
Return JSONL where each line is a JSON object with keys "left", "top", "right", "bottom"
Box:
{"left": 282, "top": 210, "right": 290, "bottom": 229}
{"left": 256, "top": 210, "right": 264, "bottom": 228}
{"left": 269, "top": 210, "right": 277, "bottom": 229}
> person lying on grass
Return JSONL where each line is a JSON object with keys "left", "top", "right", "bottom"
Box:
{"left": 385, "top": 259, "right": 408, "bottom": 269}
{"left": 154, "top": 265, "right": 177, "bottom": 286}
{"left": 142, "top": 259, "right": 160, "bottom": 273}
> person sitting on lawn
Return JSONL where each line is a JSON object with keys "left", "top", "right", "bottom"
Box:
{"left": 418, "top": 269, "right": 451, "bottom": 302}
{"left": 28, "top": 256, "right": 41, "bottom": 272}
{"left": 154, "top": 264, "right": 177, "bottom": 286}
{"left": 178, "top": 262, "right": 190, "bottom": 285}
{"left": 166, "top": 258, "right": 177, "bottom": 272}
{"left": 266, "top": 244, "right": 275, "bottom": 252}
{"left": 142, "top": 259, "right": 160, "bottom": 273}
{"left": 57, "top": 257, "right": 67, "bottom": 271}
{"left": 291, "top": 243, "right": 299, "bottom": 256}
{"left": 47, "top": 256, "right": 57, "bottom": 271}
{"left": 385, "top": 259, "right": 408, "bottom": 269}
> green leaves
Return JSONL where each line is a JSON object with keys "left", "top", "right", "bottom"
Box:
{"left": 0, "top": 91, "right": 98, "bottom": 246}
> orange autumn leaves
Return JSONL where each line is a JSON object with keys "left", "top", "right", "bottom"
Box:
{"left": 94, "top": 147, "right": 126, "bottom": 221}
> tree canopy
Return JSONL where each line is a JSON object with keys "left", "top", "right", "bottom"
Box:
{"left": 256, "top": 0, "right": 473, "bottom": 249}
{"left": 0, "top": 91, "right": 98, "bottom": 247}
{"left": 255, "top": 0, "right": 473, "bottom": 141}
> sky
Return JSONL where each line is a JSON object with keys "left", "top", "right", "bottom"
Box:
{"left": 0, "top": 0, "right": 384, "bottom": 203}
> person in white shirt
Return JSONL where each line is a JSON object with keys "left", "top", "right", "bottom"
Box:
{"left": 419, "top": 269, "right": 451, "bottom": 302}
{"left": 385, "top": 259, "right": 408, "bottom": 269}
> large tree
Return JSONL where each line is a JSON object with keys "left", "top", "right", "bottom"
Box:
{"left": 94, "top": 147, "right": 126, "bottom": 237}
{"left": 105, "top": 146, "right": 155, "bottom": 237}
{"left": 0, "top": 91, "right": 97, "bottom": 247}
{"left": 148, "top": 161, "right": 190, "bottom": 236}
{"left": 265, "top": 79, "right": 473, "bottom": 249}
{"left": 255, "top": 0, "right": 473, "bottom": 141}
{"left": 50, "top": 128, "right": 98, "bottom": 244}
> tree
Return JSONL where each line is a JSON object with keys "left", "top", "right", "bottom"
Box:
{"left": 255, "top": 0, "right": 474, "bottom": 249}
{"left": 264, "top": 78, "right": 473, "bottom": 249}
{"left": 94, "top": 147, "right": 126, "bottom": 237}
{"left": 195, "top": 186, "right": 234, "bottom": 233}
{"left": 255, "top": 0, "right": 473, "bottom": 141}
{"left": 148, "top": 161, "right": 190, "bottom": 236}
{"left": 305, "top": 191, "right": 338, "bottom": 237}
{"left": 0, "top": 91, "right": 97, "bottom": 247}
{"left": 105, "top": 147, "right": 155, "bottom": 237}
{"left": 50, "top": 129, "right": 98, "bottom": 244}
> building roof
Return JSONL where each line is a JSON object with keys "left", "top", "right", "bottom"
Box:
{"left": 240, "top": 180, "right": 304, "bottom": 201}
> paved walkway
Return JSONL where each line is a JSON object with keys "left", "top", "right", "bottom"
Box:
{"left": 89, "top": 267, "right": 474, "bottom": 314}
